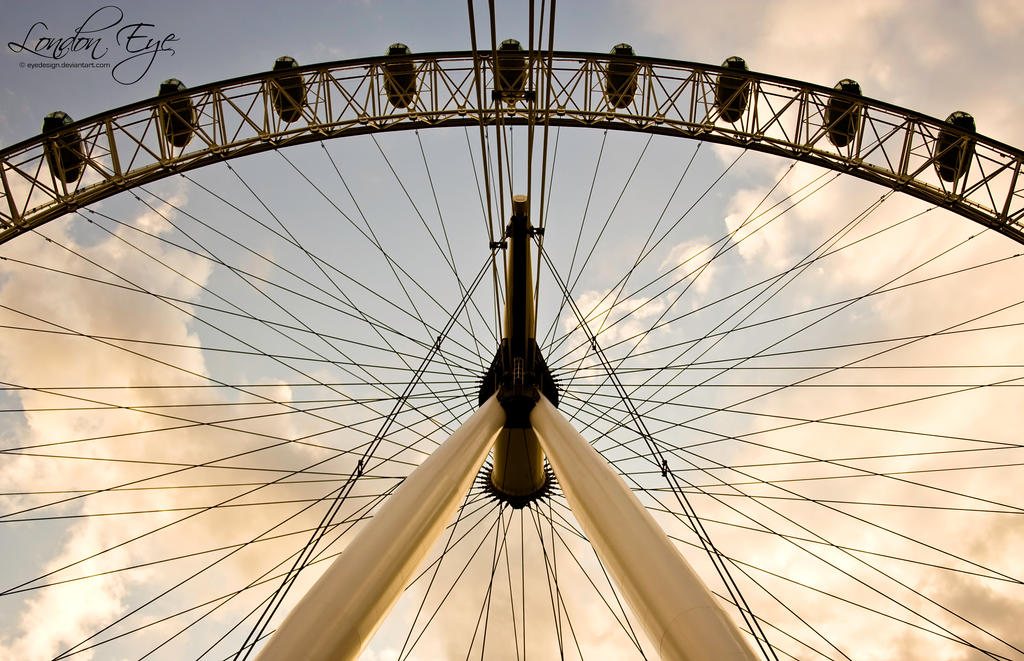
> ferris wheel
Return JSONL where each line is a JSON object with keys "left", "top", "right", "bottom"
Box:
{"left": 1, "top": 4, "right": 1023, "bottom": 661}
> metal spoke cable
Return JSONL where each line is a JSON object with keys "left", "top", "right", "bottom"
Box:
{"left": 584, "top": 378, "right": 1024, "bottom": 455}
{"left": 593, "top": 318, "right": 1024, "bottom": 383}
{"left": 567, "top": 385, "right": 1024, "bottom": 547}
{"left": 565, "top": 390, "right": 1024, "bottom": 475}
{"left": 397, "top": 497, "right": 510, "bottom": 660}
{"left": 1, "top": 512, "right": 368, "bottom": 598}
{"left": 539, "top": 130, "right": 607, "bottom": 352}
{"left": 224, "top": 158, "right": 478, "bottom": 438}
{"left": 95, "top": 408, "right": 499, "bottom": 660}
{"left": 2, "top": 390, "right": 473, "bottom": 610}
{"left": 565, "top": 388, "right": 1024, "bottom": 472}
{"left": 133, "top": 185, "right": 474, "bottom": 379}
{"left": 0, "top": 351, "right": 464, "bottom": 466}
{"left": 549, "top": 150, "right": 771, "bottom": 397}
{"left": 527, "top": 502, "right": 584, "bottom": 659}
{"left": 618, "top": 191, "right": 906, "bottom": 434}
{"left": 659, "top": 520, "right": 1014, "bottom": 659}
{"left": 641, "top": 419, "right": 1022, "bottom": 656}
{"left": 415, "top": 129, "right": 497, "bottom": 365}
{"left": 540, "top": 497, "right": 807, "bottom": 660}
{"left": 548, "top": 165, "right": 839, "bottom": 385}
{"left": 464, "top": 0, "right": 502, "bottom": 339}
{"left": 564, "top": 134, "right": 655, "bottom": 301}
{"left": 52, "top": 422, "right": 442, "bottom": 661}
{"left": 279, "top": 148, "right": 494, "bottom": 367}
{"left": 564, "top": 361, "right": 1024, "bottom": 374}
{"left": 178, "top": 173, "right": 488, "bottom": 366}
{"left": 568, "top": 417, "right": 1007, "bottom": 659}
{"left": 468, "top": 502, "right": 508, "bottom": 661}
{"left": 69, "top": 482, "right": 409, "bottom": 660}
{"left": 371, "top": 134, "right": 498, "bottom": 355}
{"left": 361, "top": 135, "right": 487, "bottom": 415}
{"left": 563, "top": 140, "right": 707, "bottom": 344}
{"left": 646, "top": 488, "right": 1022, "bottom": 514}
{"left": 377, "top": 136, "right": 497, "bottom": 442}
{"left": 541, "top": 475, "right": 845, "bottom": 660}
{"left": 0, "top": 229, "right": 482, "bottom": 375}
{"left": 0, "top": 299, "right": 383, "bottom": 448}
{"left": 209, "top": 490, "right": 498, "bottom": 661}
{"left": 0, "top": 475, "right": 397, "bottom": 498}
{"left": 669, "top": 236, "right": 1018, "bottom": 441}
{"left": 4, "top": 230, "right": 393, "bottom": 433}
{"left": 536, "top": 504, "right": 649, "bottom": 654}
{"left": 553, "top": 197, "right": 977, "bottom": 488}
{"left": 486, "top": 0, "right": 507, "bottom": 225}
{"left": 395, "top": 480, "right": 490, "bottom": 660}
{"left": 567, "top": 197, "right": 944, "bottom": 429}
{"left": 535, "top": 146, "right": 756, "bottom": 358}
{"left": 543, "top": 149, "right": 784, "bottom": 366}
{"left": 0, "top": 389, "right": 465, "bottom": 479}
{"left": 194, "top": 490, "right": 496, "bottom": 661}
{"left": 0, "top": 385, "right": 471, "bottom": 414}
{"left": 637, "top": 499, "right": 1014, "bottom": 586}
{"left": 223, "top": 159, "right": 436, "bottom": 393}
{"left": 2, "top": 493, "right": 425, "bottom": 524}
{"left": 7, "top": 392, "right": 467, "bottom": 601}
{"left": 573, "top": 157, "right": 811, "bottom": 382}
{"left": 0, "top": 322, "right": 473, "bottom": 376}
{"left": 533, "top": 123, "right": 561, "bottom": 346}
{"left": 42, "top": 207, "right": 451, "bottom": 448}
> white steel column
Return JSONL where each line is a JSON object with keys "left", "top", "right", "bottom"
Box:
{"left": 255, "top": 395, "right": 506, "bottom": 661}
{"left": 531, "top": 396, "right": 760, "bottom": 661}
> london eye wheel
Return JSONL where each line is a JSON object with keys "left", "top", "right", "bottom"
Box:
{"left": 1, "top": 5, "right": 1023, "bottom": 660}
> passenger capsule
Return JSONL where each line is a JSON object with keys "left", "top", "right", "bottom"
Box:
{"left": 495, "top": 39, "right": 527, "bottom": 97}
{"left": 383, "top": 43, "right": 417, "bottom": 109}
{"left": 158, "top": 79, "right": 196, "bottom": 149}
{"left": 270, "top": 56, "right": 305, "bottom": 123}
{"left": 714, "top": 56, "right": 749, "bottom": 123}
{"left": 935, "top": 111, "right": 976, "bottom": 183}
{"left": 42, "top": 111, "right": 84, "bottom": 184}
{"left": 605, "top": 43, "right": 638, "bottom": 109}
{"left": 825, "top": 79, "right": 862, "bottom": 148}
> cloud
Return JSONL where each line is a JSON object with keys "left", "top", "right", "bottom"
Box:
{"left": 658, "top": 237, "right": 718, "bottom": 298}
{"left": 0, "top": 189, "right": 357, "bottom": 659}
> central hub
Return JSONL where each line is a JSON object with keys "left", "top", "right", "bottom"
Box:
{"left": 478, "top": 195, "right": 559, "bottom": 506}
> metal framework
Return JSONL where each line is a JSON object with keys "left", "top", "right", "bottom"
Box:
{"left": 4, "top": 48, "right": 1022, "bottom": 660}
{"left": 2, "top": 50, "right": 1023, "bottom": 245}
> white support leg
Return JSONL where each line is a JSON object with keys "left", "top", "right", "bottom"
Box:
{"left": 531, "top": 396, "right": 760, "bottom": 661}
{"left": 255, "top": 395, "right": 506, "bottom": 661}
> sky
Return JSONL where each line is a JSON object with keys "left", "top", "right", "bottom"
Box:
{"left": 1, "top": 1, "right": 1024, "bottom": 660}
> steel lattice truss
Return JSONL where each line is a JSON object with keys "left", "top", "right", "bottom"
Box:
{"left": 2, "top": 50, "right": 1023, "bottom": 244}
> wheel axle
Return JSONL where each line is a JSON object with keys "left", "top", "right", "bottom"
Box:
{"left": 477, "top": 195, "right": 558, "bottom": 504}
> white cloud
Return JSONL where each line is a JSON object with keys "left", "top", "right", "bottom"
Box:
{"left": 658, "top": 237, "right": 718, "bottom": 298}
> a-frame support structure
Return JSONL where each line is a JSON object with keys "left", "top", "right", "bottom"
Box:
{"left": 255, "top": 198, "right": 759, "bottom": 660}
